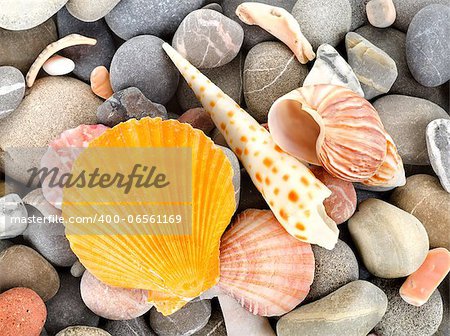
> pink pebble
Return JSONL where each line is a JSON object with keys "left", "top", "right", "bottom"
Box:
{"left": 42, "top": 55, "right": 75, "bottom": 76}
{"left": 178, "top": 108, "right": 215, "bottom": 134}
{"left": 310, "top": 166, "right": 357, "bottom": 224}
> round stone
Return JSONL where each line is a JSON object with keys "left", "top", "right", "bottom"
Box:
{"left": 0, "top": 66, "right": 25, "bottom": 120}
{"left": 0, "top": 77, "right": 101, "bottom": 185}
{"left": 426, "top": 119, "right": 450, "bottom": 192}
{"left": 243, "top": 42, "right": 308, "bottom": 123}
{"left": 406, "top": 4, "right": 450, "bottom": 87}
{"left": 0, "top": 0, "right": 68, "bottom": 30}
{"left": 176, "top": 52, "right": 243, "bottom": 111}
{"left": 105, "top": 0, "right": 204, "bottom": 40}
{"left": 306, "top": 240, "right": 359, "bottom": 302}
{"left": 355, "top": 25, "right": 449, "bottom": 110}
{"left": 23, "top": 189, "right": 77, "bottom": 267}
{"left": 149, "top": 300, "right": 212, "bottom": 336}
{"left": 103, "top": 316, "right": 154, "bottom": 336}
{"left": 373, "top": 95, "right": 449, "bottom": 165}
{"left": 80, "top": 271, "right": 152, "bottom": 320}
{"left": 392, "top": 0, "right": 450, "bottom": 32}
{"left": 178, "top": 108, "right": 215, "bottom": 135}
{"left": 0, "top": 193, "right": 28, "bottom": 239}
{"left": 57, "top": 7, "right": 116, "bottom": 82}
{"left": 110, "top": 35, "right": 179, "bottom": 105}
{"left": 70, "top": 260, "right": 86, "bottom": 278}
{"left": 195, "top": 306, "right": 227, "bottom": 336}
{"left": 349, "top": 198, "right": 429, "bottom": 278}
{"left": 56, "top": 326, "right": 111, "bottom": 336}
{"left": 173, "top": 9, "right": 243, "bottom": 69}
{"left": 349, "top": 0, "right": 370, "bottom": 30}
{"left": 66, "top": 0, "right": 121, "bottom": 21}
{"left": 277, "top": 280, "right": 388, "bottom": 336}
{"left": 45, "top": 272, "right": 100, "bottom": 335}
{"left": 292, "top": 0, "right": 352, "bottom": 49}
{"left": 0, "top": 19, "right": 58, "bottom": 73}
{"left": 0, "top": 287, "right": 47, "bottom": 336}
{"left": 391, "top": 174, "right": 450, "bottom": 250}
{"left": 372, "top": 278, "right": 443, "bottom": 336}
{"left": 0, "top": 245, "right": 60, "bottom": 302}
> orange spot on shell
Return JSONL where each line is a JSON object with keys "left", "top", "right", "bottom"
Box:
{"left": 304, "top": 210, "right": 311, "bottom": 218}
{"left": 274, "top": 145, "right": 283, "bottom": 153}
{"left": 227, "top": 111, "right": 234, "bottom": 117}
{"left": 279, "top": 209, "right": 288, "bottom": 221}
{"left": 241, "top": 136, "right": 248, "bottom": 142}
{"left": 272, "top": 167, "right": 278, "bottom": 174}
{"left": 283, "top": 175, "right": 289, "bottom": 181}
{"left": 301, "top": 177, "right": 310, "bottom": 186}
{"left": 295, "top": 235, "right": 308, "bottom": 240}
{"left": 265, "top": 177, "right": 271, "bottom": 185}
{"left": 244, "top": 148, "right": 249, "bottom": 155}
{"left": 220, "top": 123, "right": 226, "bottom": 131}
{"left": 255, "top": 173, "right": 263, "bottom": 183}
{"left": 298, "top": 204, "right": 305, "bottom": 209}
{"left": 235, "top": 148, "right": 242, "bottom": 156}
{"left": 263, "top": 158, "right": 273, "bottom": 167}
{"left": 210, "top": 101, "right": 216, "bottom": 108}
{"left": 249, "top": 125, "right": 257, "bottom": 131}
{"left": 296, "top": 223, "right": 305, "bottom": 231}
{"left": 269, "top": 201, "right": 274, "bottom": 207}
{"left": 288, "top": 191, "right": 299, "bottom": 202}
{"left": 254, "top": 151, "right": 260, "bottom": 157}
{"left": 200, "top": 86, "right": 206, "bottom": 92}
{"left": 274, "top": 188, "right": 280, "bottom": 195}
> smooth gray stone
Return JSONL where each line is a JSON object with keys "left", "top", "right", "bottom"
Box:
{"left": 349, "top": 0, "right": 371, "bottom": 30}
{"left": 392, "top": 0, "right": 450, "bottom": 32}
{"left": 45, "top": 273, "right": 100, "bottom": 335}
{"left": 57, "top": 7, "right": 116, "bottom": 82}
{"left": 97, "top": 87, "right": 168, "bottom": 127}
{"left": 222, "top": 0, "right": 297, "bottom": 50}
{"left": 372, "top": 278, "right": 443, "bottom": 336}
{"left": 0, "top": 19, "right": 58, "bottom": 73}
{"left": 277, "top": 280, "right": 388, "bottom": 336}
{"left": 177, "top": 53, "right": 243, "bottom": 112}
{"left": 70, "top": 260, "right": 86, "bottom": 278}
{"left": 56, "top": 326, "right": 111, "bottom": 336}
{"left": 243, "top": 41, "right": 308, "bottom": 123}
{"left": 104, "top": 316, "right": 156, "bottom": 336}
{"left": 149, "top": 300, "right": 212, "bottom": 336}
{"left": 110, "top": 35, "right": 179, "bottom": 105}
{"left": 66, "top": 0, "right": 121, "bottom": 22}
{"left": 436, "top": 277, "right": 449, "bottom": 336}
{"left": 373, "top": 95, "right": 450, "bottom": 165}
{"left": 0, "top": 66, "right": 25, "bottom": 119}
{"left": 105, "top": 0, "right": 204, "bottom": 40}
{"left": 306, "top": 240, "right": 359, "bottom": 302}
{"left": 195, "top": 306, "right": 227, "bottom": 335}
{"left": 304, "top": 44, "right": 363, "bottom": 96}
{"left": 426, "top": 119, "right": 450, "bottom": 192}
{"left": 0, "top": 239, "right": 12, "bottom": 253}
{"left": 173, "top": 9, "right": 243, "bottom": 69}
{"left": 292, "top": 0, "right": 352, "bottom": 50}
{"left": 346, "top": 32, "right": 398, "bottom": 99}
{"left": 355, "top": 25, "right": 449, "bottom": 110}
{"left": 0, "top": 0, "right": 67, "bottom": 30}
{"left": 219, "top": 146, "right": 241, "bottom": 207}
{"left": 0, "top": 193, "right": 27, "bottom": 239}
{"left": 203, "top": 3, "right": 223, "bottom": 12}
{"left": 406, "top": 4, "right": 450, "bottom": 87}
{"left": 23, "top": 189, "right": 77, "bottom": 267}
{"left": 349, "top": 199, "right": 429, "bottom": 278}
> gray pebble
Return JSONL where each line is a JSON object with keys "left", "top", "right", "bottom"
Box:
{"left": 243, "top": 42, "right": 308, "bottom": 123}
{"left": 355, "top": 25, "right": 449, "bottom": 110}
{"left": 292, "top": 0, "right": 352, "bottom": 50}
{"left": 70, "top": 260, "right": 86, "bottom": 278}
{"left": 0, "top": 66, "right": 25, "bottom": 119}
{"left": 203, "top": 3, "right": 223, "bottom": 13}
{"left": 392, "top": 0, "right": 450, "bottom": 32}
{"left": 194, "top": 305, "right": 227, "bottom": 335}
{"left": 45, "top": 272, "right": 100, "bottom": 335}
{"left": 222, "top": 0, "right": 297, "bottom": 49}
{"left": 66, "top": 0, "right": 121, "bottom": 22}
{"left": 110, "top": 35, "right": 179, "bottom": 105}
{"left": 173, "top": 9, "right": 243, "bottom": 69}
{"left": 372, "top": 278, "right": 443, "bottom": 336}
{"left": 306, "top": 240, "right": 359, "bottom": 302}
{"left": 105, "top": 0, "right": 204, "bottom": 40}
{"left": 436, "top": 277, "right": 449, "bottom": 336}
{"left": 97, "top": 87, "right": 168, "bottom": 127}
{"left": 346, "top": 32, "right": 398, "bottom": 99}
{"left": 0, "top": 239, "right": 12, "bottom": 253}
{"left": 23, "top": 189, "right": 77, "bottom": 267}
{"left": 426, "top": 119, "right": 450, "bottom": 192}
{"left": 0, "top": 193, "right": 27, "bottom": 239}
{"left": 57, "top": 7, "right": 116, "bottom": 82}
{"left": 177, "top": 52, "right": 243, "bottom": 111}
{"left": 104, "top": 316, "right": 156, "bottom": 336}
{"left": 349, "top": 0, "right": 371, "bottom": 30}
{"left": 406, "top": 4, "right": 450, "bottom": 87}
{"left": 56, "top": 326, "right": 111, "bottom": 336}
{"left": 149, "top": 300, "right": 212, "bottom": 336}
{"left": 373, "top": 95, "right": 449, "bottom": 165}
{"left": 0, "top": 19, "right": 58, "bottom": 73}
{"left": 277, "top": 280, "right": 388, "bottom": 336}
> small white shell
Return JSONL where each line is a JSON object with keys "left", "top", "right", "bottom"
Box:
{"left": 43, "top": 55, "right": 75, "bottom": 76}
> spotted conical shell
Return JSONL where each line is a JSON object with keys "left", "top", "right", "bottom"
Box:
{"left": 218, "top": 209, "right": 315, "bottom": 316}
{"left": 163, "top": 43, "right": 338, "bottom": 250}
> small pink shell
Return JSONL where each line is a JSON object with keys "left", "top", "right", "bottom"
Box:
{"left": 310, "top": 166, "right": 357, "bottom": 224}
{"left": 80, "top": 270, "right": 152, "bottom": 320}
{"left": 90, "top": 66, "right": 113, "bottom": 99}
{"left": 41, "top": 124, "right": 109, "bottom": 209}
{"left": 219, "top": 209, "right": 315, "bottom": 316}
{"left": 268, "top": 85, "right": 388, "bottom": 182}
{"left": 400, "top": 248, "right": 450, "bottom": 306}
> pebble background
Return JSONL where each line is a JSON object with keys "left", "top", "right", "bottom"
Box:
{"left": 0, "top": 0, "right": 449, "bottom": 335}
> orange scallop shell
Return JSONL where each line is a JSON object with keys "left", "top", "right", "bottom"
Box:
{"left": 63, "top": 118, "right": 236, "bottom": 315}
{"left": 268, "top": 85, "right": 388, "bottom": 182}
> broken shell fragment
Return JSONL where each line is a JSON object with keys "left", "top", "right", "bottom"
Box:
{"left": 163, "top": 42, "right": 338, "bottom": 250}
{"left": 268, "top": 85, "right": 388, "bottom": 182}
{"left": 90, "top": 66, "right": 113, "bottom": 99}
{"left": 236, "top": 2, "right": 315, "bottom": 64}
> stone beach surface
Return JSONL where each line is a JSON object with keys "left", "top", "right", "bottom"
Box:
{"left": 0, "top": 0, "right": 449, "bottom": 335}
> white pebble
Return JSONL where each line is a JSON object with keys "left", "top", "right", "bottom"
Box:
{"left": 43, "top": 55, "right": 75, "bottom": 76}
{"left": 366, "top": 0, "right": 396, "bottom": 28}
{"left": 0, "top": 194, "right": 28, "bottom": 239}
